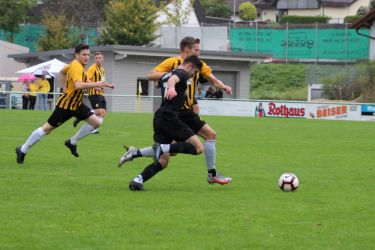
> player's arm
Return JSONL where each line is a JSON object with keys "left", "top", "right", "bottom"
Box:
{"left": 206, "top": 73, "right": 232, "bottom": 95}
{"left": 60, "top": 65, "right": 69, "bottom": 91}
{"left": 201, "top": 61, "right": 232, "bottom": 95}
{"left": 147, "top": 58, "right": 175, "bottom": 81}
{"left": 165, "top": 75, "right": 180, "bottom": 100}
{"left": 74, "top": 80, "right": 113, "bottom": 90}
{"left": 147, "top": 71, "right": 166, "bottom": 81}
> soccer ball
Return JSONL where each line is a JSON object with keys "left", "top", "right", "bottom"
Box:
{"left": 278, "top": 173, "right": 299, "bottom": 192}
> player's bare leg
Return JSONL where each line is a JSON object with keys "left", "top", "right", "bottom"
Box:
{"left": 91, "top": 108, "right": 105, "bottom": 134}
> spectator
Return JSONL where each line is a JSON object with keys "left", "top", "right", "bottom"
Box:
{"left": 29, "top": 81, "right": 37, "bottom": 110}
{"left": 205, "top": 86, "right": 215, "bottom": 98}
{"left": 22, "top": 81, "right": 30, "bottom": 110}
{"left": 37, "top": 75, "right": 50, "bottom": 110}
{"left": 196, "top": 86, "right": 206, "bottom": 99}
{"left": 215, "top": 89, "right": 223, "bottom": 99}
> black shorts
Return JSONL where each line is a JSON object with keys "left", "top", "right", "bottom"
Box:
{"left": 153, "top": 110, "right": 195, "bottom": 144}
{"left": 88, "top": 94, "right": 106, "bottom": 110}
{"left": 179, "top": 109, "right": 206, "bottom": 134}
{"left": 47, "top": 104, "right": 94, "bottom": 127}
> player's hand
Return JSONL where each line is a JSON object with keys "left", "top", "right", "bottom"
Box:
{"left": 165, "top": 88, "right": 177, "bottom": 100}
{"left": 104, "top": 82, "right": 115, "bottom": 89}
{"left": 223, "top": 85, "right": 232, "bottom": 95}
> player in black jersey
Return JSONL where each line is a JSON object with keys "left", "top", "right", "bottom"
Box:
{"left": 129, "top": 56, "right": 203, "bottom": 191}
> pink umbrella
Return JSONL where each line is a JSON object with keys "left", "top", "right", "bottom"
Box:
{"left": 18, "top": 74, "right": 37, "bottom": 82}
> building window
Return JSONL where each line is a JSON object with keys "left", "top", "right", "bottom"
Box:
{"left": 136, "top": 79, "right": 149, "bottom": 96}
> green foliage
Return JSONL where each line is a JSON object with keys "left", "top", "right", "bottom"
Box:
{"left": 239, "top": 2, "right": 257, "bottom": 21}
{"left": 201, "top": 0, "right": 232, "bottom": 18}
{"left": 356, "top": 61, "right": 375, "bottom": 102}
{"left": 160, "top": 0, "right": 193, "bottom": 27}
{"left": 322, "top": 74, "right": 361, "bottom": 101}
{"left": 251, "top": 63, "right": 307, "bottom": 100}
{"left": 1, "top": 111, "right": 375, "bottom": 249}
{"left": 0, "top": 0, "right": 36, "bottom": 42}
{"left": 97, "top": 0, "right": 159, "bottom": 45}
{"left": 370, "top": 0, "right": 375, "bottom": 10}
{"left": 344, "top": 15, "right": 362, "bottom": 23}
{"left": 356, "top": 6, "right": 368, "bottom": 16}
{"left": 280, "top": 15, "right": 330, "bottom": 24}
{"left": 41, "top": 0, "right": 108, "bottom": 26}
{"left": 322, "top": 62, "right": 375, "bottom": 102}
{"left": 37, "top": 12, "right": 77, "bottom": 51}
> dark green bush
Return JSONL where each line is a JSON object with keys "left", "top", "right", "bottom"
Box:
{"left": 280, "top": 15, "right": 330, "bottom": 24}
{"left": 344, "top": 15, "right": 362, "bottom": 23}
{"left": 251, "top": 64, "right": 307, "bottom": 100}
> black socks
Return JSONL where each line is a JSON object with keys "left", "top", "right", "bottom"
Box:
{"left": 140, "top": 162, "right": 163, "bottom": 182}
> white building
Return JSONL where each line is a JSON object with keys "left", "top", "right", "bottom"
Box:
{"left": 0, "top": 40, "right": 29, "bottom": 79}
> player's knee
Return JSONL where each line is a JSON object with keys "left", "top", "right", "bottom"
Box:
{"left": 211, "top": 131, "right": 217, "bottom": 140}
{"left": 159, "top": 156, "right": 169, "bottom": 167}
{"left": 96, "top": 109, "right": 106, "bottom": 117}
{"left": 205, "top": 130, "right": 216, "bottom": 140}
{"left": 42, "top": 123, "right": 54, "bottom": 135}
{"left": 92, "top": 119, "right": 102, "bottom": 129}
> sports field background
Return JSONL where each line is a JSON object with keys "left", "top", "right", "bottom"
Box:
{"left": 0, "top": 110, "right": 374, "bottom": 249}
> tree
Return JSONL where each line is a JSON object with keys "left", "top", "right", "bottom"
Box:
{"left": 357, "top": 6, "right": 368, "bottom": 16}
{"left": 369, "top": 0, "right": 375, "bottom": 10}
{"left": 201, "top": 0, "right": 232, "bottom": 18}
{"left": 41, "top": 0, "right": 108, "bottom": 27}
{"left": 239, "top": 2, "right": 257, "bottom": 21}
{"left": 0, "top": 0, "right": 36, "bottom": 42}
{"left": 97, "top": 0, "right": 159, "bottom": 45}
{"left": 37, "top": 12, "right": 77, "bottom": 51}
{"left": 161, "top": 0, "right": 193, "bottom": 27}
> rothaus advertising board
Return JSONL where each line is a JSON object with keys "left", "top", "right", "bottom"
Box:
{"left": 250, "top": 101, "right": 306, "bottom": 118}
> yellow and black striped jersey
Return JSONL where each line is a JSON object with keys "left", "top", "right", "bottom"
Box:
{"left": 87, "top": 64, "right": 105, "bottom": 96}
{"left": 154, "top": 56, "right": 212, "bottom": 109}
{"left": 56, "top": 59, "right": 87, "bottom": 111}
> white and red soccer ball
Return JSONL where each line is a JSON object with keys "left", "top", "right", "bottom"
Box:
{"left": 278, "top": 173, "right": 299, "bottom": 192}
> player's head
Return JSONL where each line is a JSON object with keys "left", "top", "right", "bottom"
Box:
{"left": 181, "top": 55, "right": 202, "bottom": 77}
{"left": 180, "top": 37, "right": 200, "bottom": 57}
{"left": 94, "top": 51, "right": 104, "bottom": 66}
{"left": 75, "top": 44, "right": 90, "bottom": 65}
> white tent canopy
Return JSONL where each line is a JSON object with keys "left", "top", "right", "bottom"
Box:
{"left": 16, "top": 58, "right": 67, "bottom": 76}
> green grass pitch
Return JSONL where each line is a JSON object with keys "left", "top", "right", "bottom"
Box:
{"left": 0, "top": 110, "right": 374, "bottom": 249}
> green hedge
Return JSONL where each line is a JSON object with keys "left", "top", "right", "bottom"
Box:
{"left": 344, "top": 15, "right": 362, "bottom": 24}
{"left": 250, "top": 64, "right": 307, "bottom": 100}
{"left": 280, "top": 15, "right": 330, "bottom": 24}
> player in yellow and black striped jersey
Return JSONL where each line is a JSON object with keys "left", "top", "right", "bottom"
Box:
{"left": 15, "top": 44, "right": 113, "bottom": 165}
{"left": 118, "top": 37, "right": 232, "bottom": 185}
{"left": 72, "top": 52, "right": 109, "bottom": 134}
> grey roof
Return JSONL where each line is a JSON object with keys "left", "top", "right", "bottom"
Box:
{"left": 254, "top": 0, "right": 278, "bottom": 8}
{"left": 8, "top": 45, "right": 269, "bottom": 63}
{"left": 254, "top": 0, "right": 357, "bottom": 8}
{"left": 321, "top": 0, "right": 357, "bottom": 7}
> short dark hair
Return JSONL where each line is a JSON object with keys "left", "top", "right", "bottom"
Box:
{"left": 179, "top": 36, "right": 200, "bottom": 51}
{"left": 182, "top": 55, "right": 202, "bottom": 71}
{"left": 75, "top": 44, "right": 90, "bottom": 54}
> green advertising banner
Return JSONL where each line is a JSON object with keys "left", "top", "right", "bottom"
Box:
{"left": 230, "top": 28, "right": 369, "bottom": 60}
{"left": 0, "top": 24, "right": 98, "bottom": 52}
